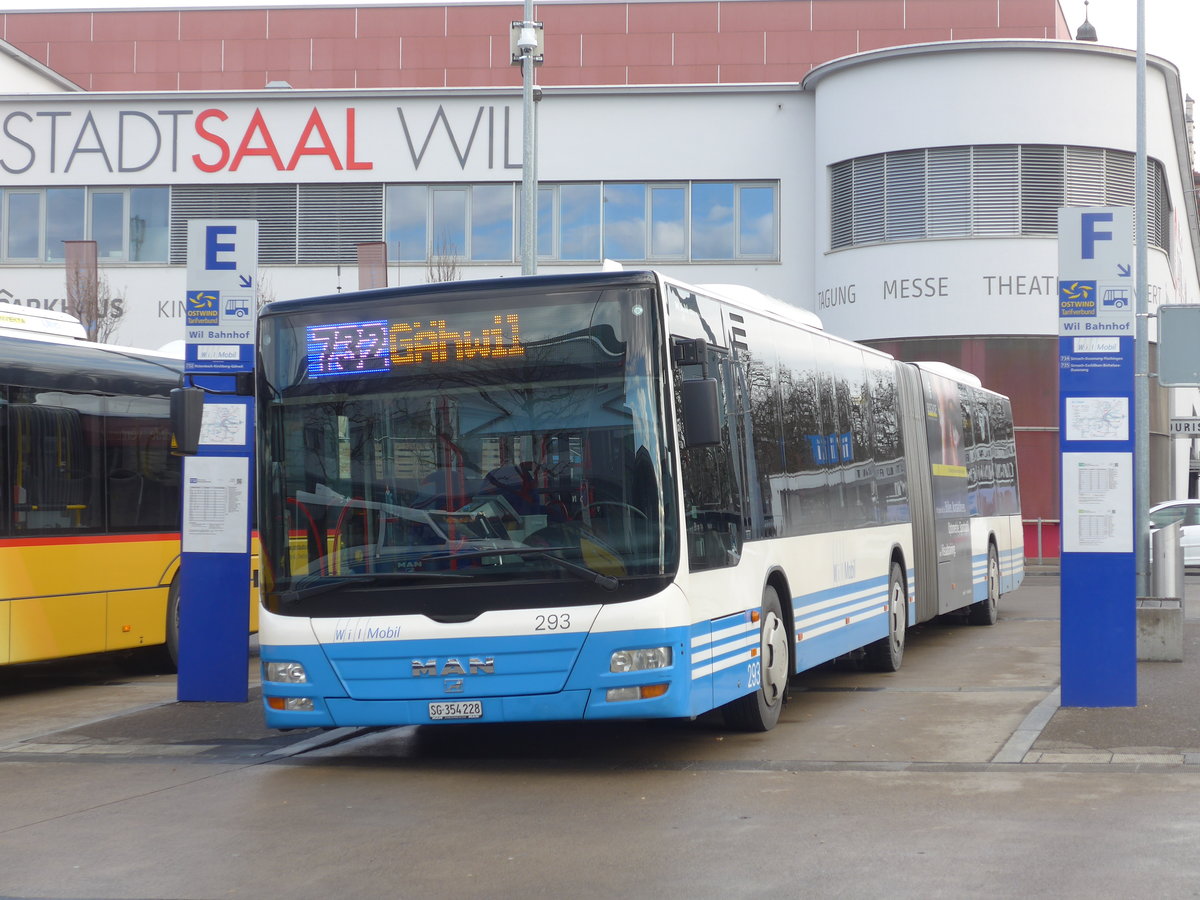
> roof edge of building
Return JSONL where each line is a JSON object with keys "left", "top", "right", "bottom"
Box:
{"left": 802, "top": 39, "right": 1181, "bottom": 91}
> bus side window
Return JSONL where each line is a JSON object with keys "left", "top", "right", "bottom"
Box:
{"left": 677, "top": 350, "right": 742, "bottom": 571}
{"left": 0, "top": 388, "right": 8, "bottom": 535}
{"left": 9, "top": 390, "right": 101, "bottom": 533}
{"left": 106, "top": 394, "right": 178, "bottom": 531}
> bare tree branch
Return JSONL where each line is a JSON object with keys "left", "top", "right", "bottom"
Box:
{"left": 426, "top": 231, "right": 461, "bottom": 283}
{"left": 65, "top": 267, "right": 126, "bottom": 343}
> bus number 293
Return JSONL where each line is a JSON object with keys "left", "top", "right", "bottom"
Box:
{"left": 535, "top": 613, "right": 571, "bottom": 631}
{"left": 747, "top": 661, "right": 761, "bottom": 689}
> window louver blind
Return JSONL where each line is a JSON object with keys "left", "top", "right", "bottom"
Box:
{"left": 830, "top": 144, "right": 1171, "bottom": 257}
{"left": 170, "top": 184, "right": 297, "bottom": 264}
{"left": 298, "top": 184, "right": 384, "bottom": 264}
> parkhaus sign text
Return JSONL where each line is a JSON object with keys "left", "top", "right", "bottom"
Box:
{"left": 0, "top": 99, "right": 525, "bottom": 183}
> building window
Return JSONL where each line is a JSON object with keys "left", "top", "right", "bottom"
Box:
{"left": 830, "top": 145, "right": 1171, "bottom": 255}
{"left": 739, "top": 184, "right": 778, "bottom": 258}
{"left": 471, "top": 184, "right": 514, "bottom": 261}
{"left": 129, "top": 187, "right": 169, "bottom": 261}
{"left": 91, "top": 191, "right": 125, "bottom": 259}
{"left": 4, "top": 192, "right": 41, "bottom": 260}
{"left": 387, "top": 184, "right": 426, "bottom": 262}
{"left": 602, "top": 183, "right": 647, "bottom": 260}
{"left": 692, "top": 182, "right": 735, "bottom": 259}
{"left": 557, "top": 183, "right": 601, "bottom": 260}
{"left": 0, "top": 187, "right": 169, "bottom": 264}
{"left": 650, "top": 185, "right": 686, "bottom": 258}
{"left": 0, "top": 180, "right": 781, "bottom": 267}
{"left": 45, "top": 188, "right": 85, "bottom": 262}
{"left": 389, "top": 180, "right": 778, "bottom": 266}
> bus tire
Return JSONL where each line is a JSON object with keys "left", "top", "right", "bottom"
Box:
{"left": 968, "top": 544, "right": 1000, "bottom": 626}
{"left": 865, "top": 561, "right": 906, "bottom": 672}
{"left": 134, "top": 576, "right": 180, "bottom": 674}
{"left": 723, "top": 584, "right": 789, "bottom": 732}
{"left": 165, "top": 575, "right": 182, "bottom": 667}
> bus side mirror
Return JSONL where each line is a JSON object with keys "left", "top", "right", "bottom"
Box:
{"left": 169, "top": 386, "right": 205, "bottom": 456}
{"left": 681, "top": 377, "right": 721, "bottom": 448}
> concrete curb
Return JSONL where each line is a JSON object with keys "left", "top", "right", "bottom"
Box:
{"left": 992, "top": 686, "right": 1061, "bottom": 763}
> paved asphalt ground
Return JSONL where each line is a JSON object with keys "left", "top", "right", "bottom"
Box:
{"left": 2, "top": 572, "right": 1198, "bottom": 766}
{"left": 4, "top": 573, "right": 1200, "bottom": 900}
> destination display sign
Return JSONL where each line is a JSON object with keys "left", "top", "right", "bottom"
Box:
{"left": 306, "top": 313, "right": 525, "bottom": 379}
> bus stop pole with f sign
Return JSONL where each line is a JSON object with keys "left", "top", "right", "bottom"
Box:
{"left": 1057, "top": 206, "right": 1136, "bottom": 707}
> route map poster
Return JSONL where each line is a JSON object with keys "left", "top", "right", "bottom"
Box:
{"left": 1064, "top": 396, "right": 1129, "bottom": 442}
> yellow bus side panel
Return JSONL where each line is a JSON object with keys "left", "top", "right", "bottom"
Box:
{"left": 2, "top": 535, "right": 177, "bottom": 663}
{"left": 0, "top": 601, "right": 9, "bottom": 665}
{"left": 2, "top": 534, "right": 259, "bottom": 665}
{"left": 107, "top": 586, "right": 169, "bottom": 652}
{"left": 3, "top": 535, "right": 177, "bottom": 598}
{"left": 11, "top": 593, "right": 106, "bottom": 663}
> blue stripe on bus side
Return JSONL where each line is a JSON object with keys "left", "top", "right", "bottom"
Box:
{"left": 972, "top": 552, "right": 989, "bottom": 602}
{"left": 690, "top": 609, "right": 759, "bottom": 714}
{"left": 790, "top": 573, "right": 893, "bottom": 672}
{"left": 970, "top": 547, "right": 1026, "bottom": 600}
{"left": 999, "top": 546, "right": 1024, "bottom": 593}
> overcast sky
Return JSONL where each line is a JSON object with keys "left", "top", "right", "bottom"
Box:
{"left": 1071, "top": 1, "right": 1200, "bottom": 102}
{"left": 15, "top": 1, "right": 1200, "bottom": 101}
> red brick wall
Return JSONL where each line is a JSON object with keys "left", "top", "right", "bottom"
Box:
{"left": 1, "top": 0, "right": 1068, "bottom": 91}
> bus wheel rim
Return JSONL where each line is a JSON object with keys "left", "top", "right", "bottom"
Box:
{"left": 762, "top": 611, "right": 788, "bottom": 704}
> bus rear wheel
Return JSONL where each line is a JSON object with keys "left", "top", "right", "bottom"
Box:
{"left": 723, "top": 584, "right": 789, "bottom": 732}
{"left": 865, "top": 561, "right": 906, "bottom": 672}
{"left": 968, "top": 545, "right": 1000, "bottom": 626}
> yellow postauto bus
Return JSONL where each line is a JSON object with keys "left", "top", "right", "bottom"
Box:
{"left": 0, "top": 306, "right": 256, "bottom": 668}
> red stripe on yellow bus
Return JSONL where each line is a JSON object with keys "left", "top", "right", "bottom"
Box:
{"left": 0, "top": 532, "right": 178, "bottom": 549}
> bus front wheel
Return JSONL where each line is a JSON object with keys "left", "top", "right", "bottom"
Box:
{"left": 723, "top": 584, "right": 789, "bottom": 732}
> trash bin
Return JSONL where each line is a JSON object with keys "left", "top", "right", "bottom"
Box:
{"left": 1151, "top": 518, "right": 1184, "bottom": 601}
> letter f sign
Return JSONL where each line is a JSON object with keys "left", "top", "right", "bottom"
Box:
{"left": 1081, "top": 212, "right": 1114, "bottom": 260}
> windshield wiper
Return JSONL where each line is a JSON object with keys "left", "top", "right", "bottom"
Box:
{"left": 280, "top": 572, "right": 475, "bottom": 603}
{"left": 417, "top": 546, "right": 619, "bottom": 591}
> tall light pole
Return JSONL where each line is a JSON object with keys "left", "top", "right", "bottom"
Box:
{"left": 1135, "top": 0, "right": 1149, "bottom": 594}
{"left": 511, "top": 5, "right": 543, "bottom": 275}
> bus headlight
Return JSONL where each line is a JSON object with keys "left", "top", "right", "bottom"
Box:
{"left": 264, "top": 661, "right": 308, "bottom": 683}
{"left": 610, "top": 646, "right": 672, "bottom": 673}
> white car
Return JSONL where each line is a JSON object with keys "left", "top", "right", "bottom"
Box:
{"left": 1148, "top": 500, "right": 1200, "bottom": 565}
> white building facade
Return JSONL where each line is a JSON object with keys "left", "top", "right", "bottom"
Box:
{"left": 1, "top": 38, "right": 1196, "bottom": 557}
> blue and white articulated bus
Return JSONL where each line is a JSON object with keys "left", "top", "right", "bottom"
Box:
{"left": 255, "top": 271, "right": 1022, "bottom": 732}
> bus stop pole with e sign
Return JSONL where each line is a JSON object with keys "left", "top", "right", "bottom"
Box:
{"left": 177, "top": 219, "right": 258, "bottom": 702}
{"left": 1057, "top": 206, "right": 1137, "bottom": 707}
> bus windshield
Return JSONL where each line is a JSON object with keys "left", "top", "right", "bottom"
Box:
{"left": 257, "top": 282, "right": 677, "bottom": 618}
